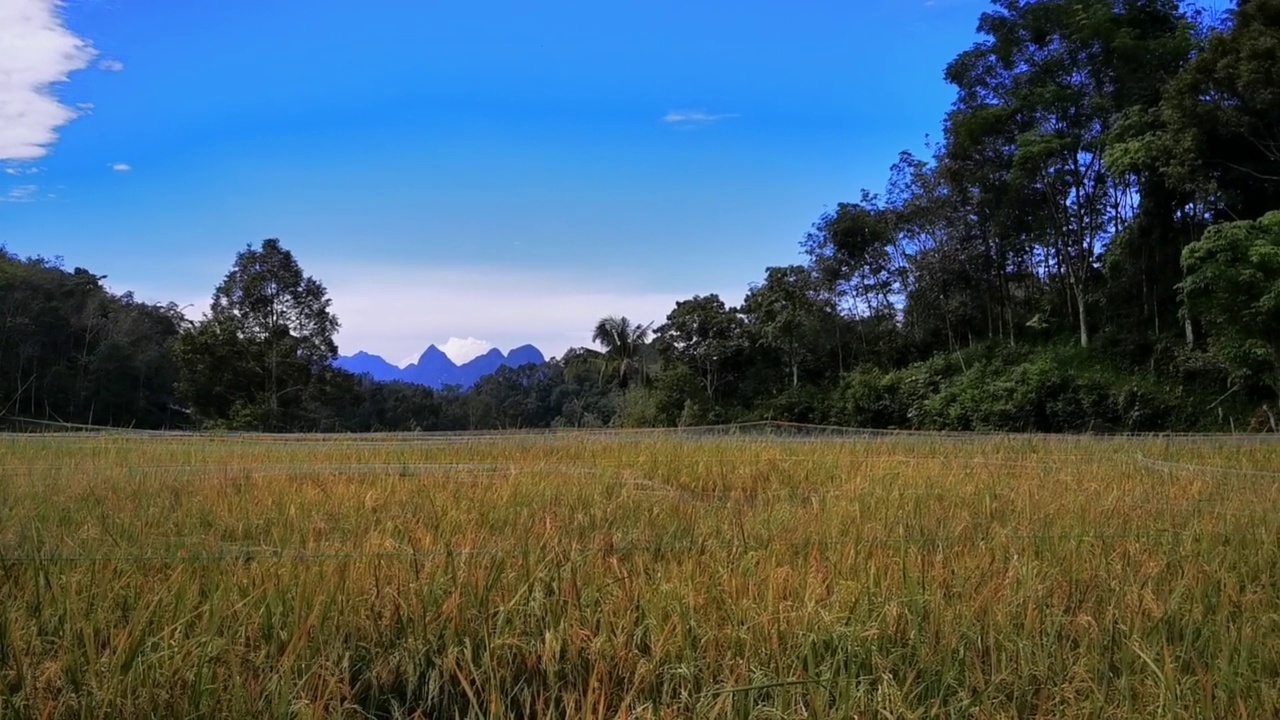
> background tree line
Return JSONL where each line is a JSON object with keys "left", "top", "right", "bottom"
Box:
{"left": 4, "top": 0, "right": 1279, "bottom": 433}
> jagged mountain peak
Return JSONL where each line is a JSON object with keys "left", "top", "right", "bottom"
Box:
{"left": 506, "top": 344, "right": 546, "bottom": 366}
{"left": 417, "top": 344, "right": 449, "bottom": 360}
{"left": 335, "top": 342, "right": 546, "bottom": 389}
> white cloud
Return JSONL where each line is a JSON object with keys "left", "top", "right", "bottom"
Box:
{"left": 439, "top": 337, "right": 494, "bottom": 364}
{"left": 394, "top": 340, "right": 497, "bottom": 367}
{"left": 0, "top": 0, "right": 97, "bottom": 162}
{"left": 97, "top": 58, "right": 124, "bottom": 72}
{"left": 110, "top": 162, "right": 131, "bottom": 172}
{"left": 662, "top": 109, "right": 738, "bottom": 125}
{"left": 2, "top": 185, "right": 39, "bottom": 202}
{"left": 156, "top": 263, "right": 745, "bottom": 364}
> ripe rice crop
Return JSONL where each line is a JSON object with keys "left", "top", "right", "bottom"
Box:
{"left": 1, "top": 431, "right": 1278, "bottom": 718}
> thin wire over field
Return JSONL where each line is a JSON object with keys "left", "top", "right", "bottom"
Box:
{"left": 5, "top": 415, "right": 1280, "bottom": 443}
{"left": 1, "top": 529, "right": 1260, "bottom": 564}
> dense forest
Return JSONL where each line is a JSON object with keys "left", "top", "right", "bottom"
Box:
{"left": 4, "top": 0, "right": 1279, "bottom": 433}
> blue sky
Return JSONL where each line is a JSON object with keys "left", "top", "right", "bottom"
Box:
{"left": 1, "top": 0, "right": 983, "bottom": 363}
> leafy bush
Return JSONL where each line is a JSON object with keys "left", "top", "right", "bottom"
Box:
{"left": 750, "top": 385, "right": 833, "bottom": 425}
{"left": 832, "top": 343, "right": 1218, "bottom": 432}
{"left": 831, "top": 366, "right": 912, "bottom": 428}
{"left": 613, "top": 387, "right": 666, "bottom": 428}
{"left": 677, "top": 398, "right": 710, "bottom": 427}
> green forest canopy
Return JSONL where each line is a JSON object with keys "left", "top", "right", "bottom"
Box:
{"left": 3, "top": 0, "right": 1279, "bottom": 433}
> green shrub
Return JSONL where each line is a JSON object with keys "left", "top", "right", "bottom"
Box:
{"left": 752, "top": 385, "right": 833, "bottom": 425}
{"left": 833, "top": 343, "right": 1211, "bottom": 433}
{"left": 831, "top": 366, "right": 911, "bottom": 428}
{"left": 613, "top": 387, "right": 665, "bottom": 428}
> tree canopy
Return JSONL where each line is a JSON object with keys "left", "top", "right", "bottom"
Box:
{"left": 175, "top": 238, "right": 340, "bottom": 430}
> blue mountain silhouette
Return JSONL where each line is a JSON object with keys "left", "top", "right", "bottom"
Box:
{"left": 336, "top": 344, "right": 547, "bottom": 388}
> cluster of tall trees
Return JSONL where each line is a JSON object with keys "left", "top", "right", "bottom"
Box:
{"left": 4, "top": 0, "right": 1279, "bottom": 433}
{"left": 647, "top": 0, "right": 1280, "bottom": 431}
{"left": 0, "top": 251, "right": 186, "bottom": 428}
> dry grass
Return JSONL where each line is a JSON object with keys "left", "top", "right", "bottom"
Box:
{"left": 1, "top": 431, "right": 1278, "bottom": 718}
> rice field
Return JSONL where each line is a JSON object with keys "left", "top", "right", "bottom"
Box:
{"left": 1, "top": 430, "right": 1278, "bottom": 718}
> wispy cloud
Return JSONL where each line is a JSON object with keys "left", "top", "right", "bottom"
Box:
{"left": 3, "top": 165, "right": 42, "bottom": 176}
{"left": 662, "top": 109, "right": 739, "bottom": 126}
{"left": 153, "top": 263, "right": 745, "bottom": 364}
{"left": 110, "top": 162, "right": 132, "bottom": 172}
{"left": 2, "top": 185, "right": 40, "bottom": 203}
{"left": 97, "top": 58, "right": 124, "bottom": 72}
{"left": 0, "top": 0, "right": 97, "bottom": 162}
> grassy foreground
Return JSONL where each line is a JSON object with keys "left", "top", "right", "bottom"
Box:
{"left": 0, "top": 431, "right": 1278, "bottom": 718}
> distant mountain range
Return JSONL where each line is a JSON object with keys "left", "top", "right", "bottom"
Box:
{"left": 335, "top": 344, "right": 546, "bottom": 389}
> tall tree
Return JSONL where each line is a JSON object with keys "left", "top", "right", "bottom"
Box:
{"left": 591, "top": 315, "right": 653, "bottom": 390}
{"left": 741, "top": 266, "right": 831, "bottom": 389}
{"left": 176, "top": 238, "right": 339, "bottom": 429}
{"left": 1101, "top": 1, "right": 1215, "bottom": 343}
{"left": 1163, "top": 0, "right": 1280, "bottom": 221}
{"left": 1180, "top": 211, "right": 1280, "bottom": 404}
{"left": 802, "top": 196, "right": 899, "bottom": 318}
{"left": 655, "top": 294, "right": 746, "bottom": 406}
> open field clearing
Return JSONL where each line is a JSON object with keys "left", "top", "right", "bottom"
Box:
{"left": 1, "top": 431, "right": 1279, "bottom": 718}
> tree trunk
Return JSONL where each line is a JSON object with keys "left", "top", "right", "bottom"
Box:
{"left": 998, "top": 265, "right": 1015, "bottom": 347}
{"left": 835, "top": 319, "right": 844, "bottom": 376}
{"left": 1182, "top": 270, "right": 1195, "bottom": 347}
{"left": 701, "top": 364, "right": 717, "bottom": 406}
{"left": 1076, "top": 289, "right": 1090, "bottom": 348}
{"left": 1064, "top": 257, "right": 1090, "bottom": 349}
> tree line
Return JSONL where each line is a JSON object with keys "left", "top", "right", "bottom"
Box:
{"left": 4, "top": 0, "right": 1279, "bottom": 433}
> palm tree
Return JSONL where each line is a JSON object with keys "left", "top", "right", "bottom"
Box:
{"left": 591, "top": 315, "right": 653, "bottom": 389}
